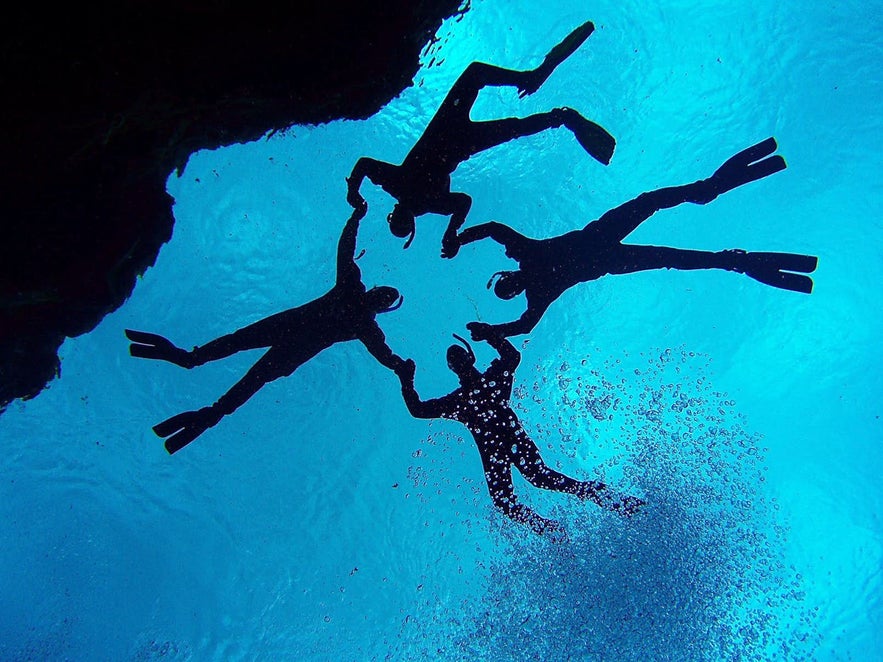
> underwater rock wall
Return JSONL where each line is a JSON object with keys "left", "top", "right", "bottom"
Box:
{"left": 0, "top": 0, "right": 466, "bottom": 411}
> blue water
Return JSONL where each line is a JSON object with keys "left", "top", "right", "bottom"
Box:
{"left": 2, "top": 1, "right": 881, "bottom": 659}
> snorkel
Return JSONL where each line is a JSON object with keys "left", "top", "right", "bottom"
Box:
{"left": 366, "top": 285, "right": 404, "bottom": 315}
{"left": 451, "top": 333, "right": 475, "bottom": 363}
{"left": 377, "top": 293, "right": 404, "bottom": 314}
{"left": 446, "top": 332, "right": 476, "bottom": 372}
{"left": 401, "top": 228, "right": 415, "bottom": 250}
{"left": 486, "top": 270, "right": 524, "bottom": 300}
{"left": 486, "top": 271, "right": 506, "bottom": 291}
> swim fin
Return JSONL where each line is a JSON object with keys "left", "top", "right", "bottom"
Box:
{"left": 521, "top": 21, "right": 596, "bottom": 98}
{"left": 734, "top": 136, "right": 778, "bottom": 164}
{"left": 741, "top": 251, "right": 818, "bottom": 294}
{"left": 544, "top": 20, "right": 595, "bottom": 72}
{"left": 153, "top": 407, "right": 220, "bottom": 454}
{"left": 125, "top": 328, "right": 166, "bottom": 346}
{"left": 570, "top": 115, "right": 616, "bottom": 165}
{"left": 713, "top": 137, "right": 787, "bottom": 193}
{"left": 125, "top": 329, "right": 195, "bottom": 368}
{"left": 163, "top": 427, "right": 204, "bottom": 455}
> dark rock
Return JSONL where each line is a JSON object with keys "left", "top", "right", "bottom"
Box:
{"left": 0, "top": 0, "right": 467, "bottom": 411}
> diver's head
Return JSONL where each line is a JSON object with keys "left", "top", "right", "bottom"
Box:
{"left": 387, "top": 204, "right": 416, "bottom": 248}
{"left": 487, "top": 270, "right": 526, "bottom": 300}
{"left": 366, "top": 286, "right": 403, "bottom": 314}
{"left": 446, "top": 333, "right": 476, "bottom": 375}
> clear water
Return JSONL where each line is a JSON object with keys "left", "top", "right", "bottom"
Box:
{"left": 2, "top": 1, "right": 881, "bottom": 659}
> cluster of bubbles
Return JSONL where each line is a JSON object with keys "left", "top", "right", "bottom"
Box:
{"left": 130, "top": 638, "right": 190, "bottom": 661}
{"left": 1, "top": 632, "right": 189, "bottom": 662}
{"left": 394, "top": 346, "right": 821, "bottom": 660}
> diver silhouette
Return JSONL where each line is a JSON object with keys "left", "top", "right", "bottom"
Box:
{"left": 126, "top": 207, "right": 406, "bottom": 454}
{"left": 394, "top": 330, "right": 644, "bottom": 536}
{"left": 456, "top": 137, "right": 819, "bottom": 340}
{"left": 346, "top": 19, "right": 615, "bottom": 258}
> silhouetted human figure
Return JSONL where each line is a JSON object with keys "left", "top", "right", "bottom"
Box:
{"left": 456, "top": 137, "right": 819, "bottom": 339}
{"left": 126, "top": 207, "right": 406, "bottom": 454}
{"left": 394, "top": 331, "right": 643, "bottom": 536}
{"left": 346, "top": 19, "right": 615, "bottom": 258}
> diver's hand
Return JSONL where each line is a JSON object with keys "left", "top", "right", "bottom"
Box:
{"left": 351, "top": 199, "right": 368, "bottom": 222}
{"left": 517, "top": 71, "right": 544, "bottom": 99}
{"left": 466, "top": 321, "right": 492, "bottom": 341}
{"left": 346, "top": 177, "right": 367, "bottom": 213}
{"left": 349, "top": 196, "right": 368, "bottom": 219}
{"left": 396, "top": 358, "right": 416, "bottom": 381}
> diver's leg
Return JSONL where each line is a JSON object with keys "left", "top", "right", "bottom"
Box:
{"left": 436, "top": 18, "right": 595, "bottom": 120}
{"left": 514, "top": 437, "right": 644, "bottom": 516}
{"left": 519, "top": 19, "right": 597, "bottom": 97}
{"left": 477, "top": 447, "right": 561, "bottom": 536}
{"left": 446, "top": 19, "right": 595, "bottom": 104}
{"left": 609, "top": 245, "right": 817, "bottom": 294}
{"left": 512, "top": 436, "right": 598, "bottom": 495}
{"left": 478, "top": 446, "right": 517, "bottom": 511}
{"left": 466, "top": 107, "right": 614, "bottom": 165}
{"left": 429, "top": 61, "right": 530, "bottom": 129}
{"left": 585, "top": 183, "right": 719, "bottom": 245}
{"left": 421, "top": 61, "right": 557, "bottom": 152}
{"left": 154, "top": 346, "right": 295, "bottom": 454}
{"left": 452, "top": 21, "right": 595, "bottom": 98}
{"left": 126, "top": 330, "right": 197, "bottom": 368}
{"left": 426, "top": 25, "right": 611, "bottom": 165}
{"left": 605, "top": 244, "right": 740, "bottom": 276}
{"left": 586, "top": 138, "right": 786, "bottom": 244}
{"left": 126, "top": 311, "right": 287, "bottom": 369}
{"left": 187, "top": 309, "right": 295, "bottom": 365}
{"left": 210, "top": 352, "right": 290, "bottom": 418}
{"left": 406, "top": 61, "right": 527, "bottom": 163}
{"left": 187, "top": 332, "right": 255, "bottom": 366}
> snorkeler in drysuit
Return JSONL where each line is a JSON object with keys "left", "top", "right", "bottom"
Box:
{"left": 346, "top": 19, "right": 615, "bottom": 258}
{"left": 456, "top": 137, "right": 818, "bottom": 340}
{"left": 126, "top": 206, "right": 407, "bottom": 454}
{"left": 394, "top": 331, "right": 644, "bottom": 536}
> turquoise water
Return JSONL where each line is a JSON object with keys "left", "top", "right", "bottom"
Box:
{"left": 2, "top": 1, "right": 881, "bottom": 659}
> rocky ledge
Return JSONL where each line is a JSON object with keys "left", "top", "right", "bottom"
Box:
{"left": 0, "top": 0, "right": 466, "bottom": 411}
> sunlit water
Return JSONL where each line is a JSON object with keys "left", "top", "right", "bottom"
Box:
{"left": 2, "top": 1, "right": 881, "bottom": 659}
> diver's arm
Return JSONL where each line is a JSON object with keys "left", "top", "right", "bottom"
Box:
{"left": 468, "top": 298, "right": 546, "bottom": 340}
{"left": 395, "top": 360, "right": 448, "bottom": 419}
{"left": 483, "top": 330, "right": 521, "bottom": 371}
{"left": 335, "top": 209, "right": 363, "bottom": 285}
{"left": 456, "top": 222, "right": 495, "bottom": 247}
{"left": 458, "top": 221, "right": 522, "bottom": 250}
{"left": 360, "top": 323, "right": 404, "bottom": 372}
{"left": 502, "top": 285, "right": 554, "bottom": 337}
{"left": 493, "top": 303, "right": 544, "bottom": 337}
{"left": 347, "top": 157, "right": 398, "bottom": 207}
